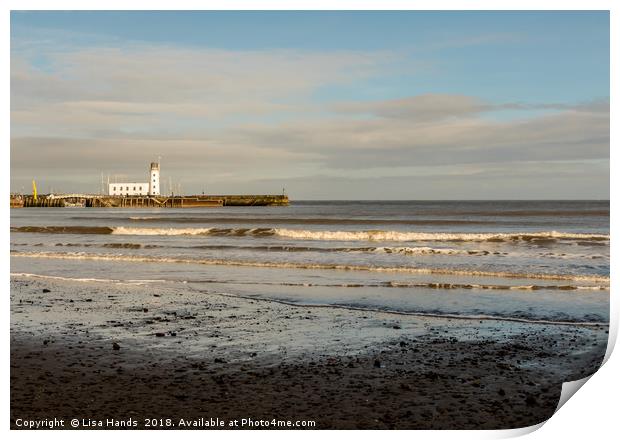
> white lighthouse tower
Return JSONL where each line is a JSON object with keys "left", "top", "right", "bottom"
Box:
{"left": 149, "top": 162, "right": 160, "bottom": 196}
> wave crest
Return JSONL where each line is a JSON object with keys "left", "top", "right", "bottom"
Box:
{"left": 273, "top": 229, "right": 609, "bottom": 243}
{"left": 10, "top": 250, "right": 610, "bottom": 283}
{"left": 13, "top": 225, "right": 609, "bottom": 243}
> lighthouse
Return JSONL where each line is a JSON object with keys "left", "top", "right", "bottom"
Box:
{"left": 149, "top": 162, "right": 160, "bottom": 196}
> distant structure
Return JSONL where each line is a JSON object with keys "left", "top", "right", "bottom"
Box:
{"left": 108, "top": 161, "right": 160, "bottom": 196}
{"left": 149, "top": 162, "right": 160, "bottom": 195}
{"left": 13, "top": 159, "right": 289, "bottom": 207}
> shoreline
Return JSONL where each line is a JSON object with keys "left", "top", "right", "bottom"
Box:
{"left": 10, "top": 275, "right": 608, "bottom": 429}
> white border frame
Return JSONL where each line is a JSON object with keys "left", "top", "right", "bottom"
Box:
{"left": 3, "top": 2, "right": 616, "bottom": 439}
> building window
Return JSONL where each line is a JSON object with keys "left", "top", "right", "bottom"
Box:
{"left": 113, "top": 186, "right": 116, "bottom": 191}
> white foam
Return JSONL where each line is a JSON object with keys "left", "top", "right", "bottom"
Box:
{"left": 103, "top": 226, "right": 611, "bottom": 242}
{"left": 274, "top": 229, "right": 610, "bottom": 242}
{"left": 10, "top": 272, "right": 166, "bottom": 285}
{"left": 128, "top": 216, "right": 159, "bottom": 220}
{"left": 112, "top": 226, "right": 214, "bottom": 236}
{"left": 373, "top": 246, "right": 486, "bottom": 256}
{"left": 10, "top": 251, "right": 610, "bottom": 283}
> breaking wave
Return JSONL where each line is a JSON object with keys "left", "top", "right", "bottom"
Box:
{"left": 273, "top": 229, "right": 610, "bottom": 242}
{"left": 188, "top": 279, "right": 607, "bottom": 291}
{"left": 10, "top": 250, "right": 610, "bottom": 283}
{"left": 12, "top": 225, "right": 610, "bottom": 244}
{"left": 372, "top": 246, "right": 497, "bottom": 256}
{"left": 37, "top": 242, "right": 497, "bottom": 256}
{"left": 13, "top": 242, "right": 608, "bottom": 260}
{"left": 10, "top": 271, "right": 607, "bottom": 292}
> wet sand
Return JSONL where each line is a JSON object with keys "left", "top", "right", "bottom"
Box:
{"left": 10, "top": 276, "right": 607, "bottom": 429}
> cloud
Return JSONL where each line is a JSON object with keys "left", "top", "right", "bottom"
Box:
{"left": 222, "top": 102, "right": 609, "bottom": 169}
{"left": 12, "top": 102, "right": 608, "bottom": 191}
{"left": 236, "top": 159, "right": 609, "bottom": 200}
{"left": 11, "top": 43, "right": 401, "bottom": 143}
{"left": 332, "top": 94, "right": 491, "bottom": 121}
{"left": 10, "top": 36, "right": 609, "bottom": 198}
{"left": 11, "top": 45, "right": 393, "bottom": 111}
{"left": 330, "top": 93, "right": 610, "bottom": 121}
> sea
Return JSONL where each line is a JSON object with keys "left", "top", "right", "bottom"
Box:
{"left": 10, "top": 200, "right": 610, "bottom": 325}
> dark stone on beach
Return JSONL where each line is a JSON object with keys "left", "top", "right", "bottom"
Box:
{"left": 499, "top": 388, "right": 506, "bottom": 396}
{"left": 42, "top": 289, "right": 51, "bottom": 293}
{"left": 43, "top": 340, "right": 49, "bottom": 345}
{"left": 169, "top": 332, "right": 177, "bottom": 337}
{"left": 393, "top": 325, "right": 402, "bottom": 329}
{"left": 425, "top": 372, "right": 439, "bottom": 380}
{"left": 155, "top": 333, "right": 165, "bottom": 337}
{"left": 399, "top": 341, "right": 408, "bottom": 347}
{"left": 112, "top": 342, "right": 120, "bottom": 351}
{"left": 214, "top": 358, "right": 227, "bottom": 364}
{"left": 250, "top": 352, "right": 257, "bottom": 357}
{"left": 373, "top": 359, "right": 381, "bottom": 368}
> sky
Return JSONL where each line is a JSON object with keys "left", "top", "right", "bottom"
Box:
{"left": 10, "top": 11, "right": 610, "bottom": 199}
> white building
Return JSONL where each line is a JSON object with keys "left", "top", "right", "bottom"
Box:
{"left": 108, "top": 182, "right": 149, "bottom": 196}
{"left": 108, "top": 162, "right": 161, "bottom": 196}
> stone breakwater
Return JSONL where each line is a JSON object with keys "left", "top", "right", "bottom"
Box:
{"left": 13, "top": 194, "right": 289, "bottom": 208}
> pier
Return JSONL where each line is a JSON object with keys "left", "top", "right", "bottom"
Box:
{"left": 12, "top": 194, "right": 288, "bottom": 208}
{"left": 14, "top": 161, "right": 289, "bottom": 208}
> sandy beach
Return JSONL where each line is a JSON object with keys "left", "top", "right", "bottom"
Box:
{"left": 10, "top": 275, "right": 607, "bottom": 429}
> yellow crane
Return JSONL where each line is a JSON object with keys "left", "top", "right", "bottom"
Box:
{"left": 32, "top": 180, "right": 38, "bottom": 201}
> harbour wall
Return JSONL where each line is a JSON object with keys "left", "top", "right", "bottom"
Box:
{"left": 13, "top": 194, "right": 289, "bottom": 208}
